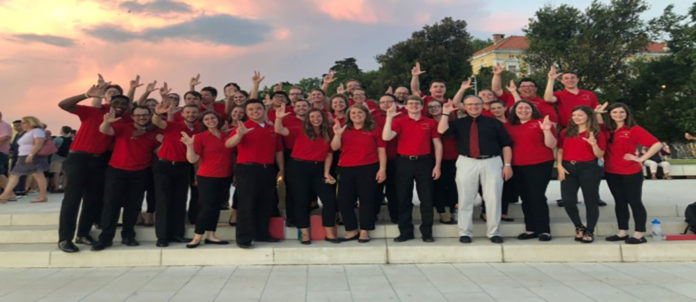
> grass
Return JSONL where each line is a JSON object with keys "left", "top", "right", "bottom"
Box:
{"left": 669, "top": 159, "right": 696, "bottom": 165}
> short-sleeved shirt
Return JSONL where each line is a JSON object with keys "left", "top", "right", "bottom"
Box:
{"left": 17, "top": 128, "right": 45, "bottom": 156}
{"left": 604, "top": 125, "right": 658, "bottom": 175}
{"left": 391, "top": 115, "right": 440, "bottom": 156}
{"left": 268, "top": 106, "right": 294, "bottom": 122}
{"left": 504, "top": 120, "right": 555, "bottom": 166}
{"left": 349, "top": 99, "right": 378, "bottom": 113}
{"left": 193, "top": 130, "right": 234, "bottom": 177}
{"left": 108, "top": 123, "right": 160, "bottom": 171}
{"left": 554, "top": 89, "right": 599, "bottom": 128}
{"left": 338, "top": 126, "right": 386, "bottom": 167}
{"left": 231, "top": 120, "right": 283, "bottom": 165}
{"left": 0, "top": 121, "right": 12, "bottom": 154}
{"left": 280, "top": 115, "right": 303, "bottom": 150}
{"left": 446, "top": 115, "right": 512, "bottom": 157}
{"left": 499, "top": 92, "right": 558, "bottom": 124}
{"left": 157, "top": 121, "right": 201, "bottom": 162}
{"left": 69, "top": 105, "right": 113, "bottom": 154}
{"left": 559, "top": 129, "right": 606, "bottom": 162}
{"left": 290, "top": 128, "right": 331, "bottom": 162}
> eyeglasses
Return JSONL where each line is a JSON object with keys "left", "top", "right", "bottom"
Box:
{"left": 464, "top": 103, "right": 482, "bottom": 107}
{"left": 132, "top": 114, "right": 151, "bottom": 118}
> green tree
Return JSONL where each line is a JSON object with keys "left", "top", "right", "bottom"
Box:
{"left": 524, "top": 0, "right": 650, "bottom": 100}
{"left": 295, "top": 77, "right": 321, "bottom": 94}
{"left": 375, "top": 17, "right": 474, "bottom": 98}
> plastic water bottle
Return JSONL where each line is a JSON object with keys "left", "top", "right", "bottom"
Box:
{"left": 651, "top": 219, "right": 663, "bottom": 241}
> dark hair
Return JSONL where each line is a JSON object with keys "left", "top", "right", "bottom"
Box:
{"left": 488, "top": 99, "right": 505, "bottom": 107}
{"left": 244, "top": 98, "right": 265, "bottom": 111}
{"left": 182, "top": 104, "right": 200, "bottom": 111}
{"left": 604, "top": 102, "right": 637, "bottom": 144}
{"left": 310, "top": 88, "right": 326, "bottom": 96}
{"left": 380, "top": 94, "right": 397, "bottom": 104}
{"left": 131, "top": 104, "right": 151, "bottom": 115}
{"left": 303, "top": 109, "right": 331, "bottom": 141}
{"left": 329, "top": 94, "right": 349, "bottom": 114}
{"left": 561, "top": 71, "right": 578, "bottom": 77}
{"left": 12, "top": 120, "right": 21, "bottom": 124}
{"left": 430, "top": 79, "right": 446, "bottom": 87}
{"left": 224, "top": 82, "right": 241, "bottom": 92}
{"left": 346, "top": 105, "right": 375, "bottom": 131}
{"left": 61, "top": 126, "right": 72, "bottom": 134}
{"left": 405, "top": 95, "right": 423, "bottom": 105}
{"left": 200, "top": 111, "right": 223, "bottom": 129}
{"left": 110, "top": 94, "right": 131, "bottom": 104}
{"left": 106, "top": 84, "right": 124, "bottom": 94}
{"left": 228, "top": 105, "right": 246, "bottom": 123}
{"left": 518, "top": 77, "right": 538, "bottom": 88}
{"left": 201, "top": 86, "right": 217, "bottom": 97}
{"left": 350, "top": 88, "right": 366, "bottom": 97}
{"left": 565, "top": 106, "right": 600, "bottom": 137}
{"left": 508, "top": 100, "right": 542, "bottom": 125}
{"left": 236, "top": 90, "right": 249, "bottom": 98}
{"left": 293, "top": 99, "right": 310, "bottom": 107}
{"left": 184, "top": 90, "right": 202, "bottom": 100}
{"left": 289, "top": 86, "right": 304, "bottom": 93}
{"left": 270, "top": 91, "right": 290, "bottom": 105}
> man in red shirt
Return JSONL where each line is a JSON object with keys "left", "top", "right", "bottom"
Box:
{"left": 92, "top": 104, "right": 161, "bottom": 251}
{"left": 56, "top": 83, "right": 130, "bottom": 253}
{"left": 383, "top": 95, "right": 443, "bottom": 242}
{"left": 151, "top": 103, "right": 201, "bottom": 247}
{"left": 492, "top": 63, "right": 558, "bottom": 124}
{"left": 410, "top": 62, "right": 449, "bottom": 107}
{"left": 226, "top": 99, "right": 284, "bottom": 248}
{"left": 544, "top": 66, "right": 599, "bottom": 128}
{"left": 200, "top": 86, "right": 228, "bottom": 120}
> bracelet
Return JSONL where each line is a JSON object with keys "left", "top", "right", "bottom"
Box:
{"left": 442, "top": 113, "right": 450, "bottom": 116}
{"left": 504, "top": 163, "right": 511, "bottom": 167}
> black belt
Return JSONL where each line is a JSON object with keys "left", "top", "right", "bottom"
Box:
{"left": 237, "top": 162, "right": 275, "bottom": 168}
{"left": 293, "top": 158, "right": 323, "bottom": 164}
{"left": 398, "top": 155, "right": 432, "bottom": 160}
{"left": 68, "top": 151, "right": 102, "bottom": 157}
{"left": 563, "top": 160, "right": 595, "bottom": 165}
{"left": 158, "top": 159, "right": 190, "bottom": 165}
{"left": 465, "top": 155, "right": 496, "bottom": 159}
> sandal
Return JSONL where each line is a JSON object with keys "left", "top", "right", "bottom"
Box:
{"left": 574, "top": 226, "right": 586, "bottom": 242}
{"left": 580, "top": 232, "right": 594, "bottom": 243}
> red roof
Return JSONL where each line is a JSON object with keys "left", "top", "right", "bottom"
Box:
{"left": 645, "top": 42, "right": 667, "bottom": 53}
{"left": 473, "top": 36, "right": 667, "bottom": 56}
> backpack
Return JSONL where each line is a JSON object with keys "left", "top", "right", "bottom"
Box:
{"left": 56, "top": 136, "right": 72, "bottom": 157}
{"left": 684, "top": 202, "right": 696, "bottom": 234}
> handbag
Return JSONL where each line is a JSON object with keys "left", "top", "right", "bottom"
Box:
{"left": 36, "top": 137, "right": 58, "bottom": 156}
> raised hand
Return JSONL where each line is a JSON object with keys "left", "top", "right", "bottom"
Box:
{"left": 159, "top": 82, "right": 171, "bottom": 97}
{"left": 275, "top": 104, "right": 290, "bottom": 119}
{"left": 180, "top": 132, "right": 194, "bottom": 146}
{"left": 411, "top": 62, "right": 426, "bottom": 76}
{"left": 386, "top": 103, "right": 401, "bottom": 118}
{"left": 323, "top": 70, "right": 336, "bottom": 85}
{"left": 273, "top": 82, "right": 283, "bottom": 92}
{"left": 235, "top": 120, "right": 254, "bottom": 136}
{"left": 190, "top": 73, "right": 201, "bottom": 88}
{"left": 539, "top": 115, "right": 552, "bottom": 131}
{"left": 154, "top": 102, "right": 170, "bottom": 115}
{"left": 442, "top": 100, "right": 456, "bottom": 115}
{"left": 493, "top": 63, "right": 503, "bottom": 75}
{"left": 460, "top": 77, "right": 472, "bottom": 91}
{"left": 252, "top": 71, "right": 265, "bottom": 86}
{"left": 582, "top": 131, "right": 597, "bottom": 146}
{"left": 86, "top": 82, "right": 108, "bottom": 98}
{"left": 103, "top": 108, "right": 122, "bottom": 123}
{"left": 385, "top": 86, "right": 393, "bottom": 94}
{"left": 130, "top": 75, "right": 143, "bottom": 89}
{"left": 332, "top": 118, "right": 347, "bottom": 135}
{"left": 145, "top": 80, "right": 158, "bottom": 93}
{"left": 686, "top": 132, "right": 695, "bottom": 141}
{"left": 506, "top": 79, "right": 517, "bottom": 94}
{"left": 594, "top": 102, "right": 608, "bottom": 114}
{"left": 97, "top": 74, "right": 106, "bottom": 86}
{"left": 548, "top": 65, "right": 559, "bottom": 81}
{"left": 336, "top": 83, "right": 345, "bottom": 95}
{"left": 623, "top": 153, "right": 641, "bottom": 163}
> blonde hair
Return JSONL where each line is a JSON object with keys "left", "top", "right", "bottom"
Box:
{"left": 21, "top": 116, "right": 42, "bottom": 129}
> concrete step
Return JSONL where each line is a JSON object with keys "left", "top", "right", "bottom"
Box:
{"left": 0, "top": 203, "right": 683, "bottom": 227}
{"left": 1, "top": 238, "right": 695, "bottom": 268}
{"left": 0, "top": 218, "right": 688, "bottom": 244}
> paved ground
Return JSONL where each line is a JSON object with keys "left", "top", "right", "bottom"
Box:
{"left": 2, "top": 263, "right": 696, "bottom": 302}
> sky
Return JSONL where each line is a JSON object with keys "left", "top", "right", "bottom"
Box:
{"left": 0, "top": 0, "right": 690, "bottom": 129}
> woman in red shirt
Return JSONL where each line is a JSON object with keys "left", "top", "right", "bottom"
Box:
{"left": 181, "top": 111, "right": 234, "bottom": 248}
{"left": 225, "top": 105, "right": 245, "bottom": 226}
{"left": 602, "top": 103, "right": 662, "bottom": 244}
{"left": 557, "top": 106, "right": 606, "bottom": 243}
{"left": 426, "top": 100, "right": 458, "bottom": 224}
{"left": 331, "top": 105, "right": 387, "bottom": 242}
{"left": 505, "top": 100, "right": 557, "bottom": 241}
{"left": 329, "top": 94, "right": 348, "bottom": 126}
{"left": 276, "top": 107, "right": 339, "bottom": 244}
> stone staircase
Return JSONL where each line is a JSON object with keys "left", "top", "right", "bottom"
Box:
{"left": 1, "top": 201, "right": 695, "bottom": 268}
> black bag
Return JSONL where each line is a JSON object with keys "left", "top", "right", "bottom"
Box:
{"left": 684, "top": 202, "right": 696, "bottom": 234}
{"left": 56, "top": 136, "right": 72, "bottom": 157}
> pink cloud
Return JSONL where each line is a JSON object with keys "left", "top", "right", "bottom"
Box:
{"left": 475, "top": 12, "right": 529, "bottom": 34}
{"left": 309, "top": 0, "right": 380, "bottom": 23}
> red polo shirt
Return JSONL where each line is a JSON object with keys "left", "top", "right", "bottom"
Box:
{"left": 338, "top": 126, "right": 386, "bottom": 167}
{"left": 603, "top": 125, "right": 658, "bottom": 175}
{"left": 108, "top": 123, "right": 160, "bottom": 171}
{"left": 559, "top": 129, "right": 606, "bottom": 162}
{"left": 348, "top": 99, "right": 378, "bottom": 112}
{"left": 554, "top": 89, "right": 599, "bottom": 128}
{"left": 232, "top": 120, "right": 282, "bottom": 164}
{"left": 280, "top": 115, "right": 303, "bottom": 150}
{"left": 440, "top": 134, "right": 459, "bottom": 160}
{"left": 481, "top": 109, "right": 495, "bottom": 118}
{"left": 422, "top": 95, "right": 449, "bottom": 115}
{"left": 289, "top": 128, "right": 331, "bottom": 162}
{"left": 267, "top": 105, "right": 294, "bottom": 122}
{"left": 373, "top": 111, "right": 402, "bottom": 159}
{"left": 69, "top": 105, "right": 113, "bottom": 154}
{"left": 504, "top": 120, "right": 556, "bottom": 166}
{"left": 391, "top": 115, "right": 440, "bottom": 156}
{"left": 200, "top": 102, "right": 227, "bottom": 120}
{"left": 499, "top": 92, "right": 558, "bottom": 124}
{"left": 193, "top": 130, "right": 233, "bottom": 177}
{"left": 157, "top": 121, "right": 201, "bottom": 162}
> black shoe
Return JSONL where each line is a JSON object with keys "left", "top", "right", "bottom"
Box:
{"left": 300, "top": 239, "right": 312, "bottom": 245}
{"left": 490, "top": 236, "right": 504, "bottom": 244}
{"left": 358, "top": 237, "right": 371, "bottom": 243}
{"left": 422, "top": 236, "right": 435, "bottom": 243}
{"left": 58, "top": 241, "right": 79, "bottom": 253}
{"left": 598, "top": 200, "right": 607, "bottom": 206}
{"left": 517, "top": 232, "right": 538, "bottom": 240}
{"left": 121, "top": 238, "right": 140, "bottom": 246}
{"left": 605, "top": 234, "right": 629, "bottom": 242}
{"left": 326, "top": 237, "right": 341, "bottom": 244}
{"left": 556, "top": 199, "right": 564, "bottom": 207}
{"left": 393, "top": 235, "right": 415, "bottom": 243}
{"left": 439, "top": 219, "right": 457, "bottom": 225}
{"left": 236, "top": 241, "right": 253, "bottom": 249}
{"left": 75, "top": 235, "right": 95, "bottom": 245}
{"left": 625, "top": 236, "right": 647, "bottom": 244}
{"left": 204, "top": 239, "right": 229, "bottom": 245}
{"left": 156, "top": 239, "right": 169, "bottom": 247}
{"left": 186, "top": 241, "right": 200, "bottom": 248}
{"left": 169, "top": 237, "right": 192, "bottom": 243}
{"left": 257, "top": 237, "right": 281, "bottom": 243}
{"left": 538, "top": 233, "right": 552, "bottom": 241}
{"left": 459, "top": 236, "right": 472, "bottom": 243}
{"left": 501, "top": 216, "right": 515, "bottom": 222}
{"left": 340, "top": 234, "right": 359, "bottom": 242}
{"left": 91, "top": 241, "right": 112, "bottom": 251}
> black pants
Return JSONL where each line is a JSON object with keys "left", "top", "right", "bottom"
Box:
{"left": 195, "top": 176, "right": 230, "bottom": 234}
{"left": 144, "top": 167, "right": 155, "bottom": 213}
{"left": 98, "top": 167, "right": 148, "bottom": 243}
{"left": 375, "top": 159, "right": 399, "bottom": 222}
{"left": 187, "top": 164, "right": 199, "bottom": 224}
{"left": 337, "top": 163, "right": 379, "bottom": 231}
{"left": 433, "top": 159, "right": 457, "bottom": 214}
{"left": 561, "top": 160, "right": 602, "bottom": 233}
{"left": 514, "top": 161, "right": 553, "bottom": 234}
{"left": 283, "top": 150, "right": 297, "bottom": 225}
{"left": 606, "top": 172, "right": 646, "bottom": 232}
{"left": 395, "top": 157, "right": 434, "bottom": 238}
{"left": 153, "top": 160, "right": 191, "bottom": 240}
{"left": 235, "top": 164, "right": 277, "bottom": 244}
{"left": 58, "top": 152, "right": 108, "bottom": 242}
{"left": 290, "top": 159, "right": 337, "bottom": 228}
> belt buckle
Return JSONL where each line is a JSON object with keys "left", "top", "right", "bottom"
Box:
{"left": 408, "top": 156, "right": 418, "bottom": 160}
{"left": 570, "top": 160, "right": 577, "bottom": 165}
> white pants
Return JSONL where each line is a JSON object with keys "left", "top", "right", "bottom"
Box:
{"left": 644, "top": 160, "right": 671, "bottom": 174}
{"left": 455, "top": 155, "right": 503, "bottom": 237}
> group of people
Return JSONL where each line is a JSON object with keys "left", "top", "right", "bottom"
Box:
{"left": 1, "top": 61, "right": 668, "bottom": 253}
